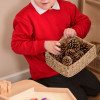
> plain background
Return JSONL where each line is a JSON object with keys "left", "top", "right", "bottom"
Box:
{"left": 0, "top": 0, "right": 30, "bottom": 78}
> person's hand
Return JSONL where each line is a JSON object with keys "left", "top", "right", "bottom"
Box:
{"left": 63, "top": 28, "right": 77, "bottom": 38}
{"left": 44, "top": 41, "right": 61, "bottom": 55}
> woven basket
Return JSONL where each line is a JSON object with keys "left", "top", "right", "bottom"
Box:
{"left": 45, "top": 36, "right": 97, "bottom": 77}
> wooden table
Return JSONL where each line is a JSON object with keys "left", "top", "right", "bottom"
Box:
{"left": 0, "top": 80, "right": 76, "bottom": 100}
{"left": 6, "top": 80, "right": 45, "bottom": 97}
{"left": 0, "top": 80, "right": 45, "bottom": 100}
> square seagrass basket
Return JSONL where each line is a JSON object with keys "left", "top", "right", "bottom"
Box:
{"left": 45, "top": 36, "right": 97, "bottom": 77}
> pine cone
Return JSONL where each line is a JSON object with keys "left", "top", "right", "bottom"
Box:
{"left": 50, "top": 53, "right": 63, "bottom": 62}
{"left": 66, "top": 37, "right": 80, "bottom": 52}
{"left": 59, "top": 40, "right": 67, "bottom": 54}
{"left": 72, "top": 51, "right": 84, "bottom": 63}
{"left": 65, "top": 49, "right": 76, "bottom": 58}
{"left": 62, "top": 56, "right": 72, "bottom": 66}
{"left": 80, "top": 42, "right": 90, "bottom": 54}
{"left": 78, "top": 51, "right": 84, "bottom": 57}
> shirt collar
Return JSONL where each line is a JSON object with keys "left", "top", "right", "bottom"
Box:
{"left": 31, "top": 0, "right": 60, "bottom": 15}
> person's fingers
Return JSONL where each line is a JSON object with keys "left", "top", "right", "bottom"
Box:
{"left": 69, "top": 30, "right": 74, "bottom": 37}
{"left": 54, "top": 46, "right": 61, "bottom": 51}
{"left": 56, "top": 42, "right": 61, "bottom": 46}
{"left": 63, "top": 29, "right": 67, "bottom": 38}
{"left": 64, "top": 31, "right": 68, "bottom": 38}
{"left": 63, "top": 28, "right": 77, "bottom": 39}
{"left": 52, "top": 49, "right": 61, "bottom": 55}
{"left": 66, "top": 29, "right": 75, "bottom": 37}
{"left": 64, "top": 29, "right": 71, "bottom": 38}
{"left": 71, "top": 30, "right": 76, "bottom": 37}
{"left": 67, "top": 30, "right": 71, "bottom": 37}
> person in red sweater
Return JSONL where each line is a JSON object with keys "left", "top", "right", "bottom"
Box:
{"left": 11, "top": 0, "right": 100, "bottom": 100}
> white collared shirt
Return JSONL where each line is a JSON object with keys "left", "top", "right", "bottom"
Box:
{"left": 31, "top": 0, "right": 60, "bottom": 14}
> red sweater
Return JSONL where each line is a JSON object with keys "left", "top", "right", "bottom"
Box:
{"left": 11, "top": 0, "right": 91, "bottom": 80}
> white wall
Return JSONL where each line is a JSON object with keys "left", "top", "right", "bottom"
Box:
{"left": 0, "top": 0, "right": 79, "bottom": 81}
{"left": 82, "top": 0, "right": 100, "bottom": 42}
{"left": 0, "top": 0, "right": 30, "bottom": 79}
{"left": 66, "top": 0, "right": 79, "bottom": 7}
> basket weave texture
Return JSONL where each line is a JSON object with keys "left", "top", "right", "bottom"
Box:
{"left": 45, "top": 36, "right": 97, "bottom": 77}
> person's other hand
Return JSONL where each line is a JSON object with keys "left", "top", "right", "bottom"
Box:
{"left": 44, "top": 41, "right": 61, "bottom": 55}
{"left": 63, "top": 28, "right": 76, "bottom": 38}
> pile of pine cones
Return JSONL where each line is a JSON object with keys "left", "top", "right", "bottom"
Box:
{"left": 50, "top": 36, "right": 91, "bottom": 66}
